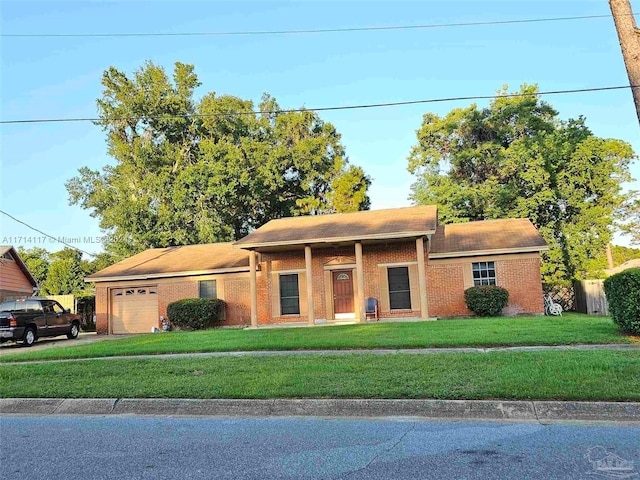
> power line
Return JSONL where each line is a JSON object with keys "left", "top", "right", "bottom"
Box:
{"left": 0, "top": 84, "right": 637, "bottom": 125}
{"left": 1, "top": 13, "right": 635, "bottom": 38}
{"left": 0, "top": 210, "right": 98, "bottom": 257}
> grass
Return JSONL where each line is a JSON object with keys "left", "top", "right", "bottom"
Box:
{"left": 0, "top": 313, "right": 631, "bottom": 363}
{"left": 1, "top": 350, "right": 638, "bottom": 401}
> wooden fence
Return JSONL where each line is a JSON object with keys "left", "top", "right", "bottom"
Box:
{"left": 574, "top": 280, "right": 609, "bottom": 316}
{"left": 44, "top": 294, "right": 76, "bottom": 313}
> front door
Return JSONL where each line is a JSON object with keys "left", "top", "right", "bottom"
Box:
{"left": 332, "top": 270, "right": 354, "bottom": 315}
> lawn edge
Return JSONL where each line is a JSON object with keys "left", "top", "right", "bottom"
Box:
{"left": 1, "top": 398, "right": 639, "bottom": 423}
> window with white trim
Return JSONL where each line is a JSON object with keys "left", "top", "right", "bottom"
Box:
{"left": 388, "top": 267, "right": 411, "bottom": 310}
{"left": 472, "top": 261, "right": 496, "bottom": 286}
{"left": 279, "top": 274, "right": 300, "bottom": 315}
{"left": 199, "top": 280, "right": 217, "bottom": 299}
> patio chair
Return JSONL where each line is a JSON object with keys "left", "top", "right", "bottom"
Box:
{"left": 544, "top": 294, "right": 563, "bottom": 316}
{"left": 365, "top": 297, "right": 379, "bottom": 321}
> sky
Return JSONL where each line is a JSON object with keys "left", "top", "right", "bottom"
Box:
{"left": 1, "top": 0, "right": 638, "bottom": 257}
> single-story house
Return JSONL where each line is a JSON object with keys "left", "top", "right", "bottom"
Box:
{"left": 0, "top": 246, "right": 39, "bottom": 302}
{"left": 87, "top": 206, "right": 548, "bottom": 334}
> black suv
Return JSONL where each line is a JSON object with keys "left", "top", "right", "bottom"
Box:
{"left": 0, "top": 298, "right": 81, "bottom": 346}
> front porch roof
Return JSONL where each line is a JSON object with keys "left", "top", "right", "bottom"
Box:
{"left": 233, "top": 205, "right": 438, "bottom": 250}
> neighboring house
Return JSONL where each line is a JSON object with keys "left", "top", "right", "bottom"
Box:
{"left": 88, "top": 206, "right": 548, "bottom": 334}
{"left": 0, "top": 246, "right": 39, "bottom": 302}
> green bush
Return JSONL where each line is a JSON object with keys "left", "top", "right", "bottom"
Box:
{"left": 464, "top": 286, "right": 510, "bottom": 317}
{"left": 603, "top": 268, "right": 640, "bottom": 335}
{"left": 167, "top": 298, "right": 226, "bottom": 330}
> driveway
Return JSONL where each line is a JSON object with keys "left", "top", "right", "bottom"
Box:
{"left": 0, "top": 332, "right": 130, "bottom": 355}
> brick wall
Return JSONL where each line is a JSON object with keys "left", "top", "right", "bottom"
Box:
{"left": 94, "top": 272, "right": 252, "bottom": 334}
{"left": 260, "top": 242, "right": 423, "bottom": 323}
{"left": 427, "top": 253, "right": 544, "bottom": 317}
{"left": 95, "top": 286, "right": 108, "bottom": 334}
{"left": 94, "top": 246, "right": 545, "bottom": 333}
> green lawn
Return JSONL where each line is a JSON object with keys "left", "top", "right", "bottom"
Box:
{"left": 1, "top": 350, "right": 638, "bottom": 401}
{"left": 0, "top": 313, "right": 631, "bottom": 363}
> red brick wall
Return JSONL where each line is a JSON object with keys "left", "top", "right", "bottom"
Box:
{"left": 157, "top": 281, "right": 198, "bottom": 325}
{"left": 94, "top": 246, "right": 545, "bottom": 333}
{"left": 427, "top": 253, "right": 544, "bottom": 317}
{"left": 94, "top": 273, "right": 252, "bottom": 334}
{"left": 95, "top": 286, "right": 108, "bottom": 334}
{"left": 260, "top": 242, "right": 423, "bottom": 323}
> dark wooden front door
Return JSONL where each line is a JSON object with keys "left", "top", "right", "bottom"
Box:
{"left": 332, "top": 270, "right": 354, "bottom": 314}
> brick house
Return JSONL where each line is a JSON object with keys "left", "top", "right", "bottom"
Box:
{"left": 87, "top": 206, "right": 548, "bottom": 334}
{"left": 0, "top": 246, "right": 38, "bottom": 302}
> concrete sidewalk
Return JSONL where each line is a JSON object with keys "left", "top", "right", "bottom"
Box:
{"left": 1, "top": 398, "right": 639, "bottom": 423}
{"left": 1, "top": 343, "right": 638, "bottom": 364}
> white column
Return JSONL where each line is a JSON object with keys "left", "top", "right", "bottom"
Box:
{"left": 355, "top": 242, "right": 365, "bottom": 322}
{"left": 416, "top": 237, "right": 429, "bottom": 320}
{"left": 304, "top": 245, "right": 315, "bottom": 325}
{"left": 249, "top": 250, "right": 258, "bottom": 328}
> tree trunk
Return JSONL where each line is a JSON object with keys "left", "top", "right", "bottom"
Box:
{"left": 610, "top": 0, "right": 640, "bottom": 125}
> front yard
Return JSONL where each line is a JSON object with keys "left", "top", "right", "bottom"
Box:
{"left": 0, "top": 313, "right": 632, "bottom": 363}
{"left": 1, "top": 349, "right": 638, "bottom": 401}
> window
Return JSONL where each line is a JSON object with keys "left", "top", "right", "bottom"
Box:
{"left": 52, "top": 302, "right": 65, "bottom": 314}
{"left": 472, "top": 261, "right": 496, "bottom": 286}
{"left": 199, "top": 280, "right": 217, "bottom": 299}
{"left": 388, "top": 267, "right": 411, "bottom": 310}
{"left": 279, "top": 274, "right": 300, "bottom": 315}
{"left": 25, "top": 300, "right": 42, "bottom": 312}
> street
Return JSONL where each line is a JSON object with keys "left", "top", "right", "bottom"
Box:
{"left": 1, "top": 416, "right": 638, "bottom": 479}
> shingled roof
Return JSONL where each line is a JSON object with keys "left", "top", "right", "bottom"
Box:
{"left": 429, "top": 219, "right": 548, "bottom": 257}
{"left": 234, "top": 205, "right": 438, "bottom": 249}
{"left": 86, "top": 243, "right": 250, "bottom": 282}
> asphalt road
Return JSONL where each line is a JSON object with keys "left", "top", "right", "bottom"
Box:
{"left": 1, "top": 416, "right": 638, "bottom": 480}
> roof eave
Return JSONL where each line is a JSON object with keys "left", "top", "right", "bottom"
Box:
{"left": 85, "top": 265, "right": 251, "bottom": 283}
{"left": 234, "top": 230, "right": 437, "bottom": 250}
{"left": 428, "top": 245, "right": 549, "bottom": 259}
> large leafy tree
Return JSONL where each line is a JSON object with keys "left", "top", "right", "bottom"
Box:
{"left": 408, "top": 85, "right": 637, "bottom": 284}
{"left": 67, "top": 62, "right": 371, "bottom": 257}
{"left": 17, "top": 247, "right": 50, "bottom": 286}
{"left": 39, "top": 249, "right": 85, "bottom": 295}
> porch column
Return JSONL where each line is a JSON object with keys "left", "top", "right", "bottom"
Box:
{"left": 249, "top": 250, "right": 258, "bottom": 328}
{"left": 355, "top": 241, "right": 365, "bottom": 322}
{"left": 416, "top": 237, "right": 429, "bottom": 320}
{"left": 304, "top": 245, "right": 315, "bottom": 325}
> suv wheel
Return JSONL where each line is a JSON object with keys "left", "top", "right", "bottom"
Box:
{"left": 22, "top": 327, "right": 36, "bottom": 347}
{"left": 67, "top": 323, "right": 80, "bottom": 339}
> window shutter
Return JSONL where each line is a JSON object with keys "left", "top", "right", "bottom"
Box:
{"left": 271, "top": 272, "right": 280, "bottom": 318}
{"left": 379, "top": 266, "right": 390, "bottom": 313}
{"left": 463, "top": 264, "right": 474, "bottom": 290}
{"left": 408, "top": 264, "right": 420, "bottom": 312}
{"left": 298, "top": 272, "right": 307, "bottom": 317}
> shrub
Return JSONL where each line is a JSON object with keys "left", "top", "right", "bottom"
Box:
{"left": 167, "top": 298, "right": 226, "bottom": 330}
{"left": 464, "top": 286, "right": 509, "bottom": 317}
{"left": 603, "top": 268, "right": 640, "bottom": 335}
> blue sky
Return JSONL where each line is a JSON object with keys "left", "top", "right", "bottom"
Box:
{"left": 1, "top": 0, "right": 638, "bottom": 256}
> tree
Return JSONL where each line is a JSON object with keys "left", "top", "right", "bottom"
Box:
{"left": 609, "top": 0, "right": 640, "bottom": 126}
{"left": 40, "top": 248, "right": 85, "bottom": 295}
{"left": 67, "top": 62, "right": 371, "bottom": 257}
{"left": 17, "top": 247, "right": 50, "bottom": 286}
{"left": 408, "top": 85, "right": 637, "bottom": 285}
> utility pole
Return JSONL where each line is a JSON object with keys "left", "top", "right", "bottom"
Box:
{"left": 610, "top": 0, "right": 640, "bottom": 125}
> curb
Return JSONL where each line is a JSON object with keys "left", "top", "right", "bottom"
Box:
{"left": 1, "top": 398, "right": 639, "bottom": 422}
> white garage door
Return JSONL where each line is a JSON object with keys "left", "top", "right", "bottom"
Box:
{"left": 111, "top": 286, "right": 159, "bottom": 334}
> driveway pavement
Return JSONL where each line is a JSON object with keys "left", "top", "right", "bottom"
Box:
{"left": 0, "top": 332, "right": 130, "bottom": 355}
